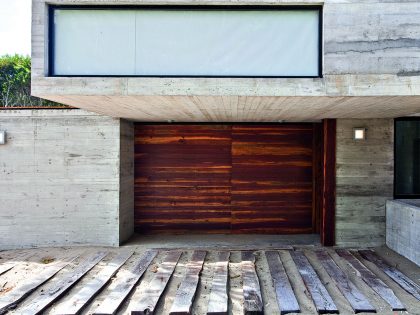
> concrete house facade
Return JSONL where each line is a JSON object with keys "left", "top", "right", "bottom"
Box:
{"left": 0, "top": 0, "right": 419, "bottom": 260}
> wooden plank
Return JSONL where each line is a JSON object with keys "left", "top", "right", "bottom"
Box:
{"left": 207, "top": 251, "right": 230, "bottom": 315}
{"left": 169, "top": 250, "right": 207, "bottom": 315}
{"left": 336, "top": 249, "right": 405, "bottom": 311}
{"left": 290, "top": 250, "right": 338, "bottom": 314}
{"left": 265, "top": 251, "right": 300, "bottom": 315}
{"left": 132, "top": 251, "right": 182, "bottom": 315}
{"left": 315, "top": 250, "right": 375, "bottom": 313}
{"left": 0, "top": 257, "right": 75, "bottom": 314}
{"left": 54, "top": 250, "right": 134, "bottom": 315}
{"left": 241, "top": 251, "right": 263, "bottom": 315}
{"left": 93, "top": 250, "right": 158, "bottom": 315}
{"left": 321, "top": 119, "right": 336, "bottom": 246}
{"left": 18, "top": 251, "right": 107, "bottom": 315}
{"left": 312, "top": 123, "right": 323, "bottom": 234}
{"left": 358, "top": 250, "right": 420, "bottom": 301}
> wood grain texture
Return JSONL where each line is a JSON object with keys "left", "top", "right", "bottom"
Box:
{"left": 19, "top": 251, "right": 108, "bottom": 315}
{"left": 170, "top": 251, "right": 207, "bottom": 315}
{"left": 134, "top": 124, "right": 319, "bottom": 234}
{"left": 207, "top": 251, "right": 230, "bottom": 315}
{"left": 265, "top": 251, "right": 300, "bottom": 315}
{"left": 321, "top": 119, "right": 336, "bottom": 246}
{"left": 0, "top": 258, "right": 74, "bottom": 315}
{"left": 241, "top": 251, "right": 263, "bottom": 315}
{"left": 54, "top": 250, "right": 133, "bottom": 315}
{"left": 358, "top": 250, "right": 420, "bottom": 301}
{"left": 315, "top": 250, "right": 375, "bottom": 313}
{"left": 132, "top": 251, "right": 182, "bottom": 315}
{"left": 290, "top": 250, "right": 338, "bottom": 314}
{"left": 134, "top": 125, "right": 232, "bottom": 234}
{"left": 336, "top": 249, "right": 405, "bottom": 311}
{"left": 93, "top": 250, "right": 158, "bottom": 315}
{"left": 231, "top": 125, "right": 314, "bottom": 234}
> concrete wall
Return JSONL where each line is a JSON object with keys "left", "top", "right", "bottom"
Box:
{"left": 336, "top": 119, "right": 394, "bottom": 247}
{"left": 386, "top": 200, "right": 420, "bottom": 266}
{"left": 119, "top": 119, "right": 134, "bottom": 242}
{"left": 0, "top": 109, "right": 134, "bottom": 249}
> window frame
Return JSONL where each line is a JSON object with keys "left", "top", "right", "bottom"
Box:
{"left": 47, "top": 5, "right": 323, "bottom": 78}
{"left": 394, "top": 117, "right": 420, "bottom": 199}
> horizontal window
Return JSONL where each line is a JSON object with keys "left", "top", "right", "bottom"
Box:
{"left": 50, "top": 6, "right": 321, "bottom": 77}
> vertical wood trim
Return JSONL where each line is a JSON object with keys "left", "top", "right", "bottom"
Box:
{"left": 312, "top": 123, "right": 323, "bottom": 233}
{"left": 321, "top": 119, "right": 336, "bottom": 246}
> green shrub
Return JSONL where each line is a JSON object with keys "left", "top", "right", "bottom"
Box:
{"left": 0, "top": 54, "right": 64, "bottom": 107}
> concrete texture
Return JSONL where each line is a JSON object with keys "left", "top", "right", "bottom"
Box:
{"left": 0, "top": 109, "right": 134, "bottom": 249}
{"left": 336, "top": 119, "right": 394, "bottom": 247}
{"left": 119, "top": 120, "right": 134, "bottom": 243}
{"left": 386, "top": 200, "right": 420, "bottom": 266}
{"left": 126, "top": 234, "right": 321, "bottom": 249}
{"left": 31, "top": 0, "right": 420, "bottom": 121}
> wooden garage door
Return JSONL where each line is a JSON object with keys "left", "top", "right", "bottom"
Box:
{"left": 231, "top": 125, "right": 314, "bottom": 234}
{"left": 134, "top": 124, "right": 317, "bottom": 234}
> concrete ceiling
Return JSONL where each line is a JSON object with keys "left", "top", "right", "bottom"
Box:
{"left": 42, "top": 94, "right": 420, "bottom": 122}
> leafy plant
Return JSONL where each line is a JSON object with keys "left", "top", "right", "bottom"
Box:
{"left": 0, "top": 54, "right": 64, "bottom": 107}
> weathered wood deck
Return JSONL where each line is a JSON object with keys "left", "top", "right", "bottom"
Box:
{"left": 0, "top": 246, "right": 418, "bottom": 315}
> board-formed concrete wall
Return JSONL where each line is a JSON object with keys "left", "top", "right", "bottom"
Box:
{"left": 0, "top": 109, "right": 134, "bottom": 249}
{"left": 336, "top": 119, "right": 394, "bottom": 247}
{"left": 386, "top": 200, "right": 420, "bottom": 266}
{"left": 30, "top": 0, "right": 420, "bottom": 122}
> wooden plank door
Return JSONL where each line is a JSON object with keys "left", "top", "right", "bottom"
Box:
{"left": 134, "top": 125, "right": 232, "bottom": 234}
{"left": 231, "top": 125, "right": 314, "bottom": 234}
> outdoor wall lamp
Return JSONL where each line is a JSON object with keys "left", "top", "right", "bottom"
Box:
{"left": 353, "top": 127, "right": 366, "bottom": 141}
{"left": 0, "top": 130, "right": 6, "bottom": 144}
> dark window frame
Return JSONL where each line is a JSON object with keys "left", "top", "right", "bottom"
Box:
{"left": 48, "top": 4, "right": 323, "bottom": 78}
{"left": 394, "top": 117, "right": 420, "bottom": 199}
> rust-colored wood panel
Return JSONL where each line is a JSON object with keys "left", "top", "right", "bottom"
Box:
{"left": 134, "top": 124, "right": 322, "bottom": 235}
{"left": 134, "top": 125, "right": 232, "bottom": 234}
{"left": 231, "top": 125, "right": 315, "bottom": 234}
{"left": 321, "top": 119, "right": 336, "bottom": 246}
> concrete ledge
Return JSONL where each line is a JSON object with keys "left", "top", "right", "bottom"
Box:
{"left": 386, "top": 200, "right": 420, "bottom": 266}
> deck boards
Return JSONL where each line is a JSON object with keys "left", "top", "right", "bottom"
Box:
{"left": 315, "top": 250, "right": 375, "bottom": 313}
{"left": 0, "top": 257, "right": 75, "bottom": 314}
{"left": 170, "top": 250, "right": 206, "bottom": 315}
{"left": 0, "top": 247, "right": 418, "bottom": 315}
{"left": 93, "top": 250, "right": 158, "bottom": 315}
{"left": 131, "top": 251, "right": 182, "bottom": 315}
{"left": 54, "top": 250, "right": 133, "bottom": 315}
{"left": 207, "top": 251, "right": 230, "bottom": 315}
{"left": 290, "top": 250, "right": 338, "bottom": 314}
{"left": 18, "top": 251, "right": 108, "bottom": 315}
{"left": 358, "top": 250, "right": 420, "bottom": 301}
{"left": 265, "top": 251, "right": 300, "bottom": 315}
{"left": 241, "top": 251, "right": 263, "bottom": 315}
{"left": 336, "top": 249, "right": 405, "bottom": 311}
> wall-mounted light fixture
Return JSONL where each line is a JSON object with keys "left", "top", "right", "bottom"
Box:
{"left": 0, "top": 130, "right": 6, "bottom": 145}
{"left": 353, "top": 127, "right": 366, "bottom": 141}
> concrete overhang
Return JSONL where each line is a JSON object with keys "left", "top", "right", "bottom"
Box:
{"left": 32, "top": 75, "right": 420, "bottom": 122}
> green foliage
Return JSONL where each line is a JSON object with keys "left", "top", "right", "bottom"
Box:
{"left": 0, "top": 54, "right": 64, "bottom": 107}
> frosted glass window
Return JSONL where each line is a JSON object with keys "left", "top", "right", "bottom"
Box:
{"left": 51, "top": 7, "right": 321, "bottom": 77}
